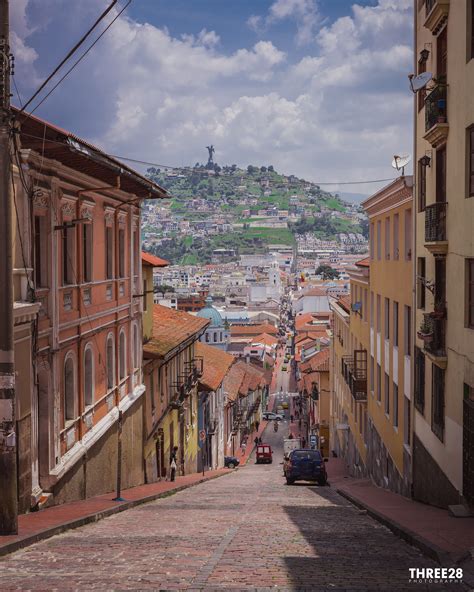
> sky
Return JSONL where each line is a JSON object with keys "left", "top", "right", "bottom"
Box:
{"left": 10, "top": 0, "right": 414, "bottom": 194}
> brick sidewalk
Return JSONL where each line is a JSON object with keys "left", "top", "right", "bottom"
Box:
{"left": 327, "top": 457, "right": 474, "bottom": 568}
{"left": 0, "top": 469, "right": 229, "bottom": 558}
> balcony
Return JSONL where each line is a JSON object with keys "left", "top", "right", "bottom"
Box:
{"left": 341, "top": 350, "right": 367, "bottom": 402}
{"left": 424, "top": 0, "right": 449, "bottom": 35}
{"left": 419, "top": 313, "right": 447, "bottom": 365}
{"left": 424, "top": 202, "right": 448, "bottom": 254}
{"left": 424, "top": 85, "right": 449, "bottom": 148}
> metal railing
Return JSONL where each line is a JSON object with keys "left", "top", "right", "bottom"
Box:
{"left": 425, "top": 85, "right": 447, "bottom": 132}
{"left": 425, "top": 202, "right": 447, "bottom": 242}
{"left": 423, "top": 313, "right": 446, "bottom": 358}
{"left": 341, "top": 352, "right": 367, "bottom": 401}
{"left": 425, "top": 0, "right": 436, "bottom": 16}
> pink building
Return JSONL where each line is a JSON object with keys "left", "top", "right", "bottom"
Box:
{"left": 13, "top": 109, "right": 167, "bottom": 508}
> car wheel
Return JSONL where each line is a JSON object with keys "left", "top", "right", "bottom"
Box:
{"left": 318, "top": 476, "right": 327, "bottom": 486}
{"left": 286, "top": 478, "right": 295, "bottom": 485}
{"left": 227, "top": 462, "right": 235, "bottom": 469}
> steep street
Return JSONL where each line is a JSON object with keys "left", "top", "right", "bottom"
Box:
{"left": 0, "top": 420, "right": 458, "bottom": 592}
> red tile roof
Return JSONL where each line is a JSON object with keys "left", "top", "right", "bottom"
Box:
{"left": 196, "top": 342, "right": 235, "bottom": 392}
{"left": 142, "top": 251, "right": 169, "bottom": 267}
{"left": 143, "top": 304, "right": 209, "bottom": 359}
{"left": 356, "top": 257, "right": 370, "bottom": 267}
{"left": 251, "top": 333, "right": 279, "bottom": 346}
{"left": 337, "top": 295, "right": 351, "bottom": 313}
{"left": 300, "top": 348, "right": 330, "bottom": 374}
{"left": 223, "top": 364, "right": 246, "bottom": 402}
{"left": 230, "top": 323, "right": 278, "bottom": 336}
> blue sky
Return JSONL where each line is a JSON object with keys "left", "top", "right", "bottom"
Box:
{"left": 11, "top": 0, "right": 413, "bottom": 193}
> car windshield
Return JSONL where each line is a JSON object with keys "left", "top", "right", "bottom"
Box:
{"left": 291, "top": 450, "right": 322, "bottom": 461}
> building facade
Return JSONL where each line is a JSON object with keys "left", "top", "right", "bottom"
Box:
{"left": 413, "top": 0, "right": 474, "bottom": 508}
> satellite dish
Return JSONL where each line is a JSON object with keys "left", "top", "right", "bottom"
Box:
{"left": 392, "top": 154, "right": 411, "bottom": 175}
{"left": 409, "top": 71, "right": 433, "bottom": 92}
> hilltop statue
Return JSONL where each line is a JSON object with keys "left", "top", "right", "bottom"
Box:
{"left": 206, "top": 145, "right": 215, "bottom": 168}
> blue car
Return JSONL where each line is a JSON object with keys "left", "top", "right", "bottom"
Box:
{"left": 224, "top": 456, "right": 240, "bottom": 469}
{"left": 284, "top": 449, "right": 327, "bottom": 485}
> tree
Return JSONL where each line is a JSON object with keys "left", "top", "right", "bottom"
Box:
{"left": 268, "top": 165, "right": 274, "bottom": 172}
{"left": 316, "top": 265, "right": 339, "bottom": 280}
{"left": 247, "top": 165, "right": 257, "bottom": 174}
{"left": 260, "top": 166, "right": 267, "bottom": 172}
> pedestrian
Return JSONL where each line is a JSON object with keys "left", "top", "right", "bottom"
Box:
{"left": 241, "top": 440, "right": 247, "bottom": 455}
{"left": 290, "top": 414, "right": 294, "bottom": 422}
{"left": 288, "top": 433, "right": 294, "bottom": 440}
{"left": 302, "top": 437, "right": 306, "bottom": 448}
{"left": 255, "top": 420, "right": 260, "bottom": 432}
{"left": 299, "top": 418, "right": 302, "bottom": 429}
{"left": 258, "top": 437, "right": 262, "bottom": 444}
{"left": 254, "top": 436, "right": 259, "bottom": 447}
{"left": 169, "top": 446, "right": 178, "bottom": 482}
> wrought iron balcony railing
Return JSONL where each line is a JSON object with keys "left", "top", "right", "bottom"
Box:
{"left": 422, "top": 313, "right": 446, "bottom": 358}
{"left": 425, "top": 202, "right": 447, "bottom": 242}
{"left": 341, "top": 351, "right": 367, "bottom": 401}
{"left": 425, "top": 85, "right": 447, "bottom": 132}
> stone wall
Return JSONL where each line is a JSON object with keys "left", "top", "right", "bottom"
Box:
{"left": 412, "top": 434, "right": 461, "bottom": 509}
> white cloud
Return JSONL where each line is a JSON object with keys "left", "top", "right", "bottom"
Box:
{"left": 12, "top": 0, "right": 413, "bottom": 194}
{"left": 248, "top": 0, "right": 321, "bottom": 46}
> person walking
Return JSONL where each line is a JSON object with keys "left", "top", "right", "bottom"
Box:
{"left": 169, "top": 446, "right": 178, "bottom": 482}
{"left": 302, "top": 437, "right": 306, "bottom": 448}
{"left": 255, "top": 420, "right": 260, "bottom": 433}
{"left": 254, "top": 436, "right": 259, "bottom": 447}
{"left": 290, "top": 414, "right": 294, "bottom": 423}
{"left": 241, "top": 440, "right": 247, "bottom": 455}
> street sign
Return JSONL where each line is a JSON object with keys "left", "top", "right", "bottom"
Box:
{"left": 199, "top": 429, "right": 206, "bottom": 442}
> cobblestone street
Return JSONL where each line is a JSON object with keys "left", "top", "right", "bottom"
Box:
{"left": 0, "top": 420, "right": 465, "bottom": 592}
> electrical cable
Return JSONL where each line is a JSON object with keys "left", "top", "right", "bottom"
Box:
{"left": 23, "top": 1, "right": 131, "bottom": 120}
{"left": 19, "top": 0, "right": 119, "bottom": 113}
{"left": 16, "top": 133, "right": 401, "bottom": 187}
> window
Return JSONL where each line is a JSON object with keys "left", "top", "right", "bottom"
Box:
{"left": 370, "top": 223, "right": 375, "bottom": 259}
{"left": 370, "top": 356, "right": 374, "bottom": 393}
{"left": 64, "top": 354, "right": 75, "bottom": 421}
{"left": 34, "top": 215, "right": 48, "bottom": 288}
{"left": 133, "top": 323, "right": 139, "bottom": 369}
{"left": 414, "top": 346, "right": 425, "bottom": 413}
{"left": 403, "top": 396, "right": 410, "bottom": 446}
{"left": 62, "top": 225, "right": 76, "bottom": 286}
{"left": 436, "top": 146, "right": 447, "bottom": 203}
{"left": 143, "top": 279, "right": 148, "bottom": 311}
{"left": 437, "top": 26, "right": 447, "bottom": 79}
{"left": 432, "top": 365, "right": 445, "bottom": 441}
{"left": 418, "top": 159, "right": 427, "bottom": 211}
{"left": 404, "top": 305, "right": 411, "bottom": 356}
{"left": 107, "top": 334, "right": 115, "bottom": 391}
{"left": 83, "top": 223, "right": 92, "bottom": 283}
{"left": 205, "top": 332, "right": 209, "bottom": 343}
{"left": 467, "top": 259, "right": 474, "bottom": 328}
{"left": 363, "top": 289, "right": 367, "bottom": 322}
{"left": 393, "top": 214, "right": 399, "bottom": 260}
{"left": 149, "top": 370, "right": 155, "bottom": 411}
{"left": 417, "top": 258, "right": 426, "bottom": 309}
{"left": 119, "top": 330, "right": 126, "bottom": 381}
{"left": 404, "top": 209, "right": 412, "bottom": 260}
{"left": 370, "top": 291, "right": 374, "bottom": 328}
{"left": 84, "top": 346, "right": 94, "bottom": 408}
{"left": 384, "top": 372, "right": 390, "bottom": 415}
{"left": 213, "top": 332, "right": 217, "bottom": 343}
{"left": 470, "top": 0, "right": 474, "bottom": 61}
{"left": 417, "top": 54, "right": 427, "bottom": 112}
{"left": 376, "top": 294, "right": 381, "bottom": 333}
{"left": 377, "top": 364, "right": 381, "bottom": 402}
{"left": 393, "top": 301, "right": 399, "bottom": 347}
{"left": 106, "top": 226, "right": 113, "bottom": 280}
{"left": 393, "top": 382, "right": 399, "bottom": 427}
{"left": 384, "top": 298, "right": 390, "bottom": 340}
{"left": 132, "top": 227, "right": 139, "bottom": 279}
{"left": 376, "top": 220, "right": 382, "bottom": 260}
{"left": 469, "top": 126, "right": 474, "bottom": 197}
{"left": 118, "top": 228, "right": 125, "bottom": 278}
{"left": 384, "top": 217, "right": 390, "bottom": 260}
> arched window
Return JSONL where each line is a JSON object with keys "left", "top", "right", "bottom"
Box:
{"left": 213, "top": 332, "right": 217, "bottom": 343}
{"left": 133, "top": 323, "right": 139, "bottom": 369}
{"left": 64, "top": 354, "right": 75, "bottom": 421}
{"left": 84, "top": 345, "right": 94, "bottom": 407}
{"left": 106, "top": 334, "right": 115, "bottom": 390}
{"left": 119, "top": 329, "right": 126, "bottom": 381}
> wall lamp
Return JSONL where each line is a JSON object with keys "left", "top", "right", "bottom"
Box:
{"left": 419, "top": 155, "right": 431, "bottom": 168}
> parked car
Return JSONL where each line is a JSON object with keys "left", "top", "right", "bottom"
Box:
{"left": 262, "top": 411, "right": 284, "bottom": 421}
{"left": 224, "top": 456, "right": 240, "bottom": 469}
{"left": 284, "top": 449, "right": 327, "bottom": 485}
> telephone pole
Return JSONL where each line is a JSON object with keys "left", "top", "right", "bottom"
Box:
{"left": 0, "top": 0, "right": 17, "bottom": 536}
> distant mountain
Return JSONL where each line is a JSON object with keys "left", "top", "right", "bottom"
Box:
{"left": 339, "top": 192, "right": 369, "bottom": 204}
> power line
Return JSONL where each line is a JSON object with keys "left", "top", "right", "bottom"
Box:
{"left": 16, "top": 134, "right": 401, "bottom": 187}
{"left": 19, "top": 0, "right": 119, "bottom": 112}
{"left": 24, "top": 1, "right": 131, "bottom": 120}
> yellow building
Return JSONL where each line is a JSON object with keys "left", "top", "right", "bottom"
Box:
{"left": 143, "top": 305, "right": 208, "bottom": 481}
{"left": 330, "top": 261, "right": 369, "bottom": 478}
{"left": 413, "top": 0, "right": 474, "bottom": 508}
{"left": 362, "top": 178, "right": 413, "bottom": 496}
{"left": 141, "top": 252, "right": 169, "bottom": 343}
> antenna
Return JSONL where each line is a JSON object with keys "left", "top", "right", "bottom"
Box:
{"left": 391, "top": 154, "right": 411, "bottom": 176}
{"left": 408, "top": 71, "right": 433, "bottom": 93}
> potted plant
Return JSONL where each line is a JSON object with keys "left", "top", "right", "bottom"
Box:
{"left": 417, "top": 317, "right": 433, "bottom": 343}
{"left": 430, "top": 299, "right": 446, "bottom": 319}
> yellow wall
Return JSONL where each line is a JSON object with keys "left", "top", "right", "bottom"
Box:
{"left": 142, "top": 264, "right": 154, "bottom": 342}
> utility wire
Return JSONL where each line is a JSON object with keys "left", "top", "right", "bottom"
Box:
{"left": 16, "top": 134, "right": 400, "bottom": 187}
{"left": 24, "top": 1, "right": 131, "bottom": 120}
{"left": 19, "top": 0, "right": 119, "bottom": 113}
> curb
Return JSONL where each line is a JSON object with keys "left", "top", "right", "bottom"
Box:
{"left": 336, "top": 487, "right": 451, "bottom": 565}
{"left": 0, "top": 471, "right": 229, "bottom": 559}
